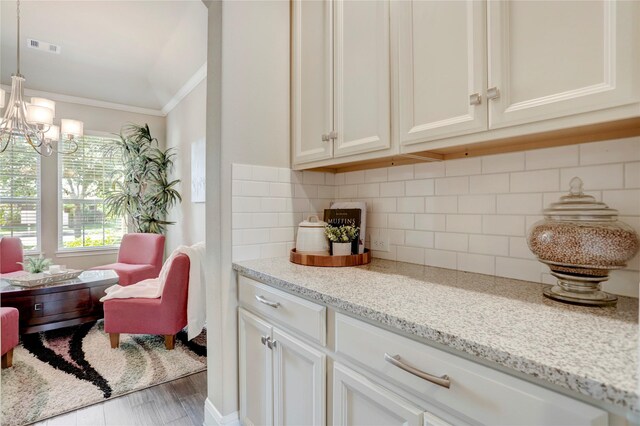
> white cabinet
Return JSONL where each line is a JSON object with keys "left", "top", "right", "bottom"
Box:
{"left": 488, "top": 0, "right": 639, "bottom": 128}
{"left": 332, "top": 363, "right": 428, "bottom": 426}
{"left": 399, "top": 0, "right": 640, "bottom": 150}
{"left": 292, "top": 0, "right": 391, "bottom": 166}
{"left": 396, "top": 0, "right": 487, "bottom": 144}
{"left": 239, "top": 308, "right": 326, "bottom": 426}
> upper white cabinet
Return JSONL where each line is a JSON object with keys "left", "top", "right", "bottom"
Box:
{"left": 397, "top": 1, "right": 488, "bottom": 144}
{"left": 292, "top": 0, "right": 391, "bottom": 166}
{"left": 488, "top": 0, "right": 639, "bottom": 128}
{"left": 399, "top": 0, "right": 640, "bottom": 150}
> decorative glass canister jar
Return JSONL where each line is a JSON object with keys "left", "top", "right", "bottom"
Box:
{"left": 527, "top": 177, "right": 639, "bottom": 306}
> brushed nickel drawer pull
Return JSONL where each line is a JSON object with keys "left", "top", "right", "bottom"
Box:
{"left": 34, "top": 303, "right": 42, "bottom": 311}
{"left": 255, "top": 295, "right": 280, "bottom": 308}
{"left": 384, "top": 353, "right": 451, "bottom": 389}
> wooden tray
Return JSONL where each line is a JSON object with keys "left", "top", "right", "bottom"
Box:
{"left": 290, "top": 249, "right": 371, "bottom": 267}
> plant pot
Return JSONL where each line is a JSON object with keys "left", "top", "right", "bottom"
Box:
{"left": 332, "top": 242, "right": 352, "bottom": 256}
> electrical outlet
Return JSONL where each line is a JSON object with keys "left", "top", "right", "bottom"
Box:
{"left": 371, "top": 229, "right": 389, "bottom": 252}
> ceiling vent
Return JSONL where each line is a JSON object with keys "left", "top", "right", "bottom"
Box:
{"left": 26, "top": 38, "right": 61, "bottom": 54}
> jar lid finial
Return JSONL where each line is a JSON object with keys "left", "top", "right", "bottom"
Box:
{"left": 569, "top": 177, "right": 583, "bottom": 196}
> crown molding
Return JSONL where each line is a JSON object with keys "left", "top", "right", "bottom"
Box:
{"left": 161, "top": 62, "right": 207, "bottom": 115}
{"left": 0, "top": 84, "right": 165, "bottom": 117}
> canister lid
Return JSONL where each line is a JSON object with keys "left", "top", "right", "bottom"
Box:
{"left": 543, "top": 177, "right": 617, "bottom": 220}
{"left": 299, "top": 215, "right": 327, "bottom": 228}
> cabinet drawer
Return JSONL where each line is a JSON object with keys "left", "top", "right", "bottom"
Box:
{"left": 239, "top": 275, "right": 326, "bottom": 346}
{"left": 335, "top": 313, "right": 607, "bottom": 426}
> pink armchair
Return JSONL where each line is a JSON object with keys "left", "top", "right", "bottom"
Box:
{"left": 1, "top": 308, "right": 19, "bottom": 368}
{"left": 0, "top": 237, "right": 24, "bottom": 277}
{"left": 90, "top": 233, "right": 165, "bottom": 286}
{"left": 104, "top": 253, "right": 189, "bottom": 350}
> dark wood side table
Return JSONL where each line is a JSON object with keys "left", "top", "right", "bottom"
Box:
{"left": 0, "top": 270, "right": 118, "bottom": 334}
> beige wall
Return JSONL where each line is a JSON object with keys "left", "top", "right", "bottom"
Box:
{"left": 38, "top": 100, "right": 166, "bottom": 269}
{"left": 204, "top": 0, "right": 291, "bottom": 423}
{"left": 165, "top": 79, "right": 207, "bottom": 253}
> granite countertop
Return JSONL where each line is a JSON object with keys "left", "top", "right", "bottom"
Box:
{"left": 233, "top": 257, "right": 639, "bottom": 413}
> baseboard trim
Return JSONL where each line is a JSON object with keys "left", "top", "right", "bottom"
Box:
{"left": 203, "top": 398, "right": 240, "bottom": 426}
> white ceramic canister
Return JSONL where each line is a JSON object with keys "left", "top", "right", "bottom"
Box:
{"left": 296, "top": 215, "right": 330, "bottom": 255}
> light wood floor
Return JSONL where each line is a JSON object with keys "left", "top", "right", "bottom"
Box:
{"left": 32, "top": 371, "right": 207, "bottom": 426}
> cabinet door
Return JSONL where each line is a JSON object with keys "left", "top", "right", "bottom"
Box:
{"left": 488, "top": 0, "right": 640, "bottom": 128}
{"left": 333, "top": 0, "right": 391, "bottom": 158}
{"left": 397, "top": 1, "right": 487, "bottom": 146}
{"left": 239, "top": 309, "right": 273, "bottom": 426}
{"left": 272, "top": 328, "right": 325, "bottom": 426}
{"left": 333, "top": 363, "right": 424, "bottom": 426}
{"left": 292, "top": 0, "right": 333, "bottom": 165}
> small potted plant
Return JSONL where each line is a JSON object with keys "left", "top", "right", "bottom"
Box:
{"left": 19, "top": 255, "right": 52, "bottom": 274}
{"left": 325, "top": 225, "right": 359, "bottom": 256}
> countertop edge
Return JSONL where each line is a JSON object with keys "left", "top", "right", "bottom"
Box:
{"left": 233, "top": 262, "right": 639, "bottom": 414}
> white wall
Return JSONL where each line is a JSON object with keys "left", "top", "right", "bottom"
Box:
{"left": 39, "top": 100, "right": 166, "bottom": 270}
{"left": 204, "top": 0, "right": 291, "bottom": 423}
{"left": 165, "top": 79, "right": 207, "bottom": 253}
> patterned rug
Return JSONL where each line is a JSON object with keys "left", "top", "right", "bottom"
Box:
{"left": 1, "top": 320, "right": 207, "bottom": 426}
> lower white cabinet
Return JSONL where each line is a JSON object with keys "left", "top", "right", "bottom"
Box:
{"left": 333, "top": 362, "right": 447, "bottom": 426}
{"left": 239, "top": 308, "right": 325, "bottom": 426}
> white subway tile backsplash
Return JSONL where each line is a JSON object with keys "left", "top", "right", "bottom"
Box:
{"left": 414, "top": 162, "right": 445, "bottom": 178}
{"left": 446, "top": 214, "right": 482, "bottom": 234}
{"left": 424, "top": 248, "right": 457, "bottom": 269}
{"left": 445, "top": 157, "right": 481, "bottom": 176}
{"left": 388, "top": 213, "right": 414, "bottom": 229}
{"left": 234, "top": 137, "right": 640, "bottom": 296}
{"left": 388, "top": 164, "right": 414, "bottom": 181}
{"left": 482, "top": 152, "right": 525, "bottom": 174}
{"left": 560, "top": 164, "right": 624, "bottom": 190}
{"left": 425, "top": 196, "right": 458, "bottom": 213}
{"left": 469, "top": 174, "right": 509, "bottom": 194}
{"left": 625, "top": 162, "right": 640, "bottom": 188}
{"left": 345, "top": 171, "right": 365, "bottom": 184}
{"left": 457, "top": 253, "right": 495, "bottom": 275}
{"left": 525, "top": 145, "right": 579, "bottom": 170}
{"left": 415, "top": 214, "right": 446, "bottom": 231}
{"left": 496, "top": 257, "right": 543, "bottom": 282}
{"left": 397, "top": 197, "right": 425, "bottom": 213}
{"left": 458, "top": 194, "right": 496, "bottom": 214}
{"left": 469, "top": 235, "right": 509, "bottom": 256}
{"left": 510, "top": 169, "right": 559, "bottom": 193}
{"left": 397, "top": 246, "right": 425, "bottom": 265}
{"left": 303, "top": 171, "right": 326, "bottom": 185}
{"left": 482, "top": 215, "right": 525, "bottom": 236}
{"left": 435, "top": 176, "right": 469, "bottom": 195}
{"left": 580, "top": 137, "right": 640, "bottom": 165}
{"left": 358, "top": 183, "right": 381, "bottom": 198}
{"left": 435, "top": 232, "right": 468, "bottom": 252}
{"left": 253, "top": 165, "right": 280, "bottom": 182}
{"left": 404, "top": 230, "right": 434, "bottom": 248}
{"left": 602, "top": 190, "right": 640, "bottom": 216}
{"left": 365, "top": 168, "right": 388, "bottom": 182}
{"left": 405, "top": 179, "right": 435, "bottom": 196}
{"left": 497, "top": 193, "right": 543, "bottom": 215}
{"left": 380, "top": 181, "right": 405, "bottom": 197}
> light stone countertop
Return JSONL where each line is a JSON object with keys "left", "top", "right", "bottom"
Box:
{"left": 233, "top": 257, "right": 639, "bottom": 413}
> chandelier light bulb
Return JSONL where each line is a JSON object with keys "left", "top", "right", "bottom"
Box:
{"left": 30, "top": 97, "right": 56, "bottom": 116}
{"left": 61, "top": 119, "right": 83, "bottom": 138}
{"left": 44, "top": 124, "right": 60, "bottom": 141}
{"left": 26, "top": 104, "right": 54, "bottom": 126}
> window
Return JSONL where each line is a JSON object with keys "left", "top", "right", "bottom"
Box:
{"left": 59, "top": 134, "right": 126, "bottom": 250}
{"left": 0, "top": 138, "right": 41, "bottom": 251}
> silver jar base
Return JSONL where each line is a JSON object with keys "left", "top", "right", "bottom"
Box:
{"left": 543, "top": 271, "right": 617, "bottom": 307}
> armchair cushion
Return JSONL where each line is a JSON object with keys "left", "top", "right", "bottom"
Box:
{"left": 0, "top": 237, "right": 24, "bottom": 274}
{"left": 1, "top": 308, "right": 19, "bottom": 357}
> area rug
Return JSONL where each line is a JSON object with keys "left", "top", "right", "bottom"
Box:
{"left": 1, "top": 320, "right": 207, "bottom": 426}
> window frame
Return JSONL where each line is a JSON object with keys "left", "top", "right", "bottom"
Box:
{"left": 56, "top": 130, "right": 126, "bottom": 254}
{"left": 0, "top": 137, "right": 43, "bottom": 255}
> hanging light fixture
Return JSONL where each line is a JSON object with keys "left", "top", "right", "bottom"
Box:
{"left": 0, "top": 0, "right": 83, "bottom": 156}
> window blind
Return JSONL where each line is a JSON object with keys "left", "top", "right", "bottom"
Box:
{"left": 59, "top": 135, "right": 125, "bottom": 249}
{"left": 0, "top": 138, "right": 41, "bottom": 251}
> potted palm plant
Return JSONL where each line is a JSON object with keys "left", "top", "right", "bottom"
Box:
{"left": 105, "top": 124, "right": 182, "bottom": 234}
{"left": 325, "top": 225, "right": 359, "bottom": 256}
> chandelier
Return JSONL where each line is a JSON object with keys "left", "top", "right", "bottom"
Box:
{"left": 0, "top": 0, "right": 83, "bottom": 156}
